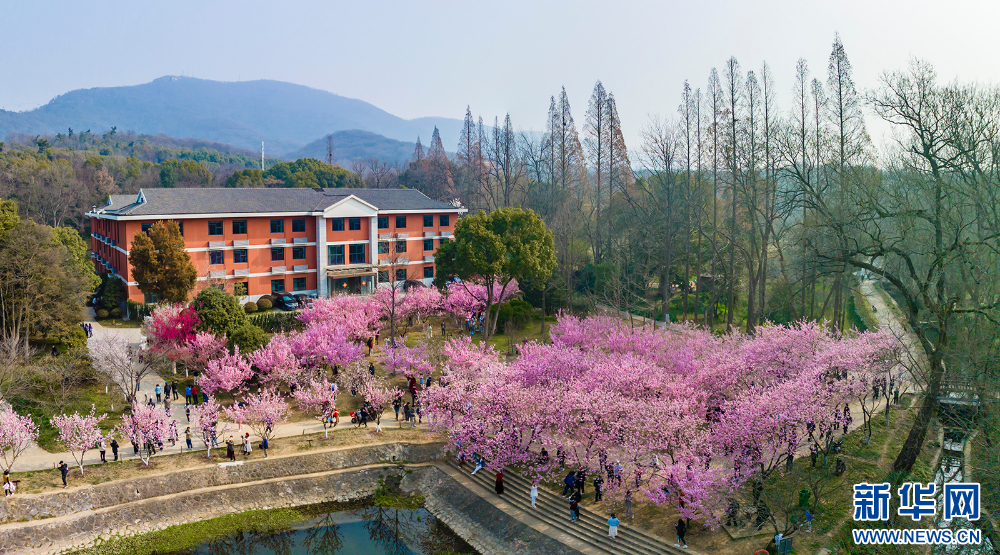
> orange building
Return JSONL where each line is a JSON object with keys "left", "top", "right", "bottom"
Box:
{"left": 87, "top": 188, "right": 465, "bottom": 302}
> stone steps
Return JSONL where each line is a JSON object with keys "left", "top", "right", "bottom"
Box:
{"left": 446, "top": 459, "right": 687, "bottom": 555}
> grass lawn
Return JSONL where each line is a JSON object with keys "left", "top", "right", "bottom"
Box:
{"left": 11, "top": 427, "right": 440, "bottom": 494}
{"left": 9, "top": 377, "right": 125, "bottom": 453}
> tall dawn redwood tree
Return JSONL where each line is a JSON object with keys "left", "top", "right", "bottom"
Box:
{"left": 51, "top": 406, "right": 106, "bottom": 475}
{"left": 128, "top": 221, "right": 197, "bottom": 303}
{"left": 116, "top": 402, "right": 178, "bottom": 465}
{"left": 0, "top": 405, "right": 38, "bottom": 472}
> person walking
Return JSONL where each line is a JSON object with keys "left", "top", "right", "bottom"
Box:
{"left": 495, "top": 470, "right": 504, "bottom": 496}
{"left": 624, "top": 490, "right": 634, "bottom": 519}
{"left": 675, "top": 518, "right": 688, "bottom": 548}
{"left": 593, "top": 475, "right": 604, "bottom": 502}
{"left": 99, "top": 439, "right": 107, "bottom": 463}
{"left": 191, "top": 385, "right": 199, "bottom": 405}
{"left": 561, "top": 471, "right": 576, "bottom": 497}
{"left": 530, "top": 484, "right": 538, "bottom": 508}
{"left": 164, "top": 382, "right": 171, "bottom": 402}
{"left": 172, "top": 380, "right": 179, "bottom": 400}
{"left": 185, "top": 405, "right": 191, "bottom": 422}
{"left": 393, "top": 396, "right": 401, "bottom": 420}
{"left": 804, "top": 509, "right": 813, "bottom": 533}
{"left": 155, "top": 384, "right": 162, "bottom": 403}
{"left": 608, "top": 513, "right": 621, "bottom": 538}
{"left": 110, "top": 438, "right": 119, "bottom": 461}
{"left": 58, "top": 461, "right": 69, "bottom": 488}
{"left": 185, "top": 428, "right": 193, "bottom": 451}
{"left": 569, "top": 498, "right": 579, "bottom": 521}
{"left": 185, "top": 385, "right": 192, "bottom": 404}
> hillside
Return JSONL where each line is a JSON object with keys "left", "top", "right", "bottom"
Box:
{"left": 0, "top": 76, "right": 463, "bottom": 156}
{"left": 286, "top": 130, "right": 417, "bottom": 165}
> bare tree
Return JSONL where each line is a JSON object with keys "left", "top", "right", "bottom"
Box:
{"left": 90, "top": 332, "right": 159, "bottom": 407}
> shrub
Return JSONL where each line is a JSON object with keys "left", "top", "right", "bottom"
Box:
{"left": 243, "top": 301, "right": 258, "bottom": 313}
{"left": 248, "top": 311, "right": 304, "bottom": 333}
{"left": 96, "top": 309, "right": 109, "bottom": 319}
{"left": 256, "top": 298, "right": 273, "bottom": 310}
{"left": 494, "top": 299, "right": 533, "bottom": 331}
{"left": 61, "top": 326, "right": 87, "bottom": 348}
{"left": 229, "top": 324, "right": 268, "bottom": 352}
{"left": 258, "top": 294, "right": 274, "bottom": 305}
{"left": 192, "top": 287, "right": 249, "bottom": 337}
{"left": 109, "top": 307, "right": 123, "bottom": 319}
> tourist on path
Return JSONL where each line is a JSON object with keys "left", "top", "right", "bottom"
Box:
{"left": 172, "top": 380, "right": 179, "bottom": 400}
{"left": 261, "top": 437, "right": 269, "bottom": 458}
{"left": 530, "top": 484, "right": 538, "bottom": 508}
{"left": 594, "top": 475, "right": 603, "bottom": 502}
{"left": 226, "top": 437, "right": 235, "bottom": 461}
{"left": 561, "top": 471, "right": 576, "bottom": 497}
{"left": 624, "top": 490, "right": 634, "bottom": 519}
{"left": 110, "top": 438, "right": 119, "bottom": 461}
{"left": 155, "top": 384, "right": 162, "bottom": 402}
{"left": 608, "top": 513, "right": 620, "bottom": 538}
{"left": 191, "top": 385, "right": 199, "bottom": 405}
{"left": 576, "top": 470, "right": 586, "bottom": 494}
{"left": 243, "top": 433, "right": 252, "bottom": 455}
{"left": 185, "top": 428, "right": 193, "bottom": 450}
{"left": 58, "top": 461, "right": 68, "bottom": 488}
{"left": 393, "top": 396, "right": 401, "bottom": 420}
{"left": 569, "top": 498, "right": 579, "bottom": 521}
{"left": 99, "top": 439, "right": 107, "bottom": 463}
{"left": 185, "top": 386, "right": 192, "bottom": 404}
{"left": 495, "top": 470, "right": 504, "bottom": 495}
{"left": 675, "top": 518, "right": 688, "bottom": 548}
{"left": 164, "top": 382, "right": 170, "bottom": 401}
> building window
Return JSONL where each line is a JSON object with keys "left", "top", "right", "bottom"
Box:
{"left": 232, "top": 220, "right": 247, "bottom": 234}
{"left": 209, "top": 251, "right": 224, "bottom": 265}
{"left": 378, "top": 216, "right": 389, "bottom": 229}
{"left": 271, "top": 247, "right": 284, "bottom": 261}
{"left": 348, "top": 217, "right": 361, "bottom": 230}
{"left": 423, "top": 266, "right": 434, "bottom": 279}
{"left": 396, "top": 240, "right": 407, "bottom": 253}
{"left": 328, "top": 245, "right": 344, "bottom": 265}
{"left": 208, "top": 221, "right": 224, "bottom": 235}
{"left": 293, "top": 277, "right": 307, "bottom": 291}
{"left": 423, "top": 215, "right": 433, "bottom": 227}
{"left": 439, "top": 237, "right": 450, "bottom": 246}
{"left": 292, "top": 218, "right": 306, "bottom": 233}
{"left": 271, "top": 279, "right": 285, "bottom": 293}
{"left": 292, "top": 246, "right": 306, "bottom": 259}
{"left": 349, "top": 243, "right": 366, "bottom": 264}
{"left": 423, "top": 239, "right": 433, "bottom": 251}
{"left": 331, "top": 218, "right": 344, "bottom": 231}
{"left": 143, "top": 292, "right": 159, "bottom": 303}
{"left": 396, "top": 216, "right": 407, "bottom": 228}
{"left": 395, "top": 269, "right": 407, "bottom": 281}
{"left": 378, "top": 241, "right": 388, "bottom": 254}
{"left": 439, "top": 215, "right": 450, "bottom": 227}
{"left": 233, "top": 249, "right": 248, "bottom": 263}
{"left": 270, "top": 219, "right": 284, "bottom": 233}
{"left": 234, "top": 282, "right": 248, "bottom": 296}
{"left": 141, "top": 223, "right": 152, "bottom": 233}
{"left": 177, "top": 221, "right": 183, "bottom": 236}
{"left": 378, "top": 270, "right": 389, "bottom": 283}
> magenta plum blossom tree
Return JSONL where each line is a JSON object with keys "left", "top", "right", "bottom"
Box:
{"left": 143, "top": 304, "right": 201, "bottom": 371}
{"left": 290, "top": 322, "right": 364, "bottom": 371}
{"left": 248, "top": 333, "right": 303, "bottom": 386}
{"left": 116, "top": 402, "right": 179, "bottom": 465}
{"left": 189, "top": 396, "right": 230, "bottom": 457}
{"left": 201, "top": 346, "right": 253, "bottom": 395}
{"left": 376, "top": 341, "right": 433, "bottom": 378}
{"left": 224, "top": 388, "right": 288, "bottom": 457}
{"left": 402, "top": 286, "right": 445, "bottom": 323}
{"left": 50, "top": 406, "right": 106, "bottom": 475}
{"left": 0, "top": 405, "right": 38, "bottom": 473}
{"left": 292, "top": 377, "right": 339, "bottom": 437}
{"left": 297, "top": 294, "right": 382, "bottom": 341}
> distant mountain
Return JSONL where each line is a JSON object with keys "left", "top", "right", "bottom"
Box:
{"left": 286, "top": 130, "right": 417, "bottom": 165}
{"left": 0, "top": 76, "right": 463, "bottom": 156}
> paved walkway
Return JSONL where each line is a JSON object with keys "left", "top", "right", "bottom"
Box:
{"left": 12, "top": 310, "right": 406, "bottom": 472}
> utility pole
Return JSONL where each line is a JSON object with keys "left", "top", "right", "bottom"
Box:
{"left": 261, "top": 141, "right": 264, "bottom": 171}
{"left": 326, "top": 135, "right": 335, "bottom": 166}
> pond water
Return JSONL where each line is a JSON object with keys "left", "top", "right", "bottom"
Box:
{"left": 184, "top": 503, "right": 476, "bottom": 555}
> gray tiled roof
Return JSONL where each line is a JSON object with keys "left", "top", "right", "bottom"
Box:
{"left": 96, "top": 187, "right": 458, "bottom": 216}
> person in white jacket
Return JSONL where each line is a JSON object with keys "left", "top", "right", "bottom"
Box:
{"left": 530, "top": 485, "right": 538, "bottom": 508}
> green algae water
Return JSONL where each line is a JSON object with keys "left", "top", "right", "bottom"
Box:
{"left": 183, "top": 504, "right": 475, "bottom": 555}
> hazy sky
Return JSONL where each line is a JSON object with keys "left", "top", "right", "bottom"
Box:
{"left": 3, "top": 0, "right": 1000, "bottom": 151}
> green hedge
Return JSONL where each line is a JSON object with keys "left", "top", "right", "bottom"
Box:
{"left": 248, "top": 311, "right": 304, "bottom": 333}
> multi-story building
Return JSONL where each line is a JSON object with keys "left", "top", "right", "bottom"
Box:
{"left": 87, "top": 187, "right": 465, "bottom": 302}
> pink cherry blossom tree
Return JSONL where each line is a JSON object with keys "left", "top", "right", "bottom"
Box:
{"left": 376, "top": 341, "right": 433, "bottom": 378}
{"left": 297, "top": 294, "right": 382, "bottom": 341}
{"left": 402, "top": 285, "right": 445, "bottom": 322}
{"left": 224, "top": 388, "right": 288, "bottom": 457}
{"left": 292, "top": 377, "right": 339, "bottom": 437}
{"left": 50, "top": 406, "right": 106, "bottom": 475}
{"left": 116, "top": 402, "right": 179, "bottom": 465}
{"left": 178, "top": 331, "right": 227, "bottom": 378}
{"left": 201, "top": 346, "right": 253, "bottom": 395}
{"left": 337, "top": 362, "right": 397, "bottom": 432}
{"left": 0, "top": 405, "right": 38, "bottom": 473}
{"left": 248, "top": 333, "right": 303, "bottom": 386}
{"left": 444, "top": 277, "right": 520, "bottom": 338}
{"left": 189, "top": 396, "right": 231, "bottom": 457}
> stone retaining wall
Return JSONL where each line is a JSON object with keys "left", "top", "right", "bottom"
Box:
{"left": 0, "top": 463, "right": 407, "bottom": 555}
{"left": 0, "top": 441, "right": 443, "bottom": 525}
{"left": 403, "top": 466, "right": 583, "bottom": 555}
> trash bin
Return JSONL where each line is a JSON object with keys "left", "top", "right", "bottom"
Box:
{"left": 798, "top": 489, "right": 811, "bottom": 507}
